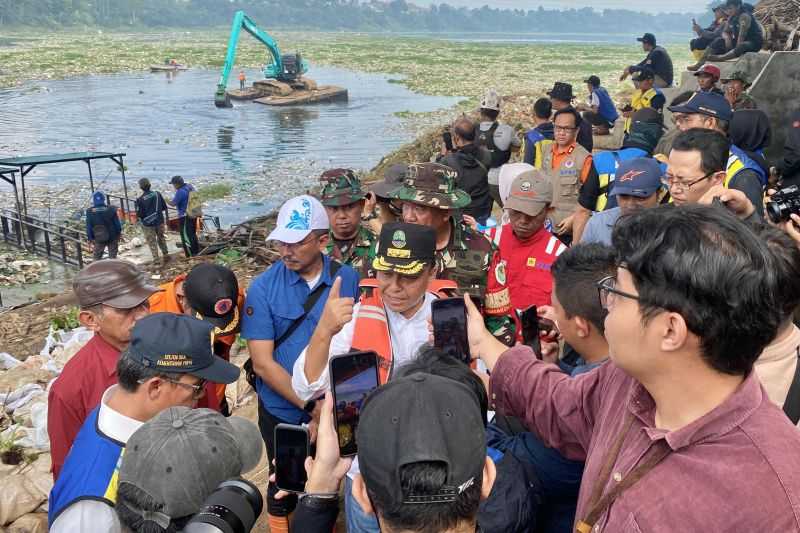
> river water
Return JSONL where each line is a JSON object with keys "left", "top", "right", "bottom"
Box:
{"left": 0, "top": 66, "right": 460, "bottom": 226}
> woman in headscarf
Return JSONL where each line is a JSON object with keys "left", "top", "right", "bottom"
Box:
{"left": 728, "top": 109, "right": 771, "bottom": 219}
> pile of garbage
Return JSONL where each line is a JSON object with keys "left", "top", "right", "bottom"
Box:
{"left": 0, "top": 254, "right": 48, "bottom": 286}
{"left": 0, "top": 326, "right": 93, "bottom": 531}
{"left": 755, "top": 0, "right": 800, "bottom": 50}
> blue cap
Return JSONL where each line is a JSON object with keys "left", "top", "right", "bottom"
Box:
{"left": 126, "top": 313, "right": 241, "bottom": 384}
{"left": 668, "top": 92, "right": 733, "bottom": 122}
{"left": 610, "top": 158, "right": 663, "bottom": 198}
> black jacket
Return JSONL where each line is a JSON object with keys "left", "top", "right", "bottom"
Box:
{"left": 290, "top": 495, "right": 339, "bottom": 532}
{"left": 135, "top": 190, "right": 168, "bottom": 227}
{"left": 439, "top": 144, "right": 493, "bottom": 220}
{"left": 632, "top": 46, "right": 674, "bottom": 86}
{"left": 778, "top": 110, "right": 800, "bottom": 188}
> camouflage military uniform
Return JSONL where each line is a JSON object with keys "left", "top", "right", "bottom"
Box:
{"left": 721, "top": 71, "right": 758, "bottom": 111}
{"left": 318, "top": 168, "right": 377, "bottom": 275}
{"left": 390, "top": 162, "right": 516, "bottom": 345}
{"left": 325, "top": 224, "right": 377, "bottom": 276}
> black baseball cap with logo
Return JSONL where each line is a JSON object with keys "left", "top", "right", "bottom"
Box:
{"left": 637, "top": 33, "right": 656, "bottom": 45}
{"left": 372, "top": 222, "right": 436, "bottom": 276}
{"left": 126, "top": 313, "right": 240, "bottom": 384}
{"left": 183, "top": 263, "right": 241, "bottom": 336}
{"left": 357, "top": 373, "right": 486, "bottom": 506}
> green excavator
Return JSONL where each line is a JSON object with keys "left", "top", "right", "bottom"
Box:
{"left": 215, "top": 11, "right": 346, "bottom": 108}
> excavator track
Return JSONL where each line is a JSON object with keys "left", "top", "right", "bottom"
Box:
{"left": 253, "top": 79, "right": 293, "bottom": 97}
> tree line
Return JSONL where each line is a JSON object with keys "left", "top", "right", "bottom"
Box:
{"left": 0, "top": 0, "right": 695, "bottom": 33}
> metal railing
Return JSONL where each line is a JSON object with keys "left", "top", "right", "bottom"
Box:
{"left": 0, "top": 208, "right": 85, "bottom": 267}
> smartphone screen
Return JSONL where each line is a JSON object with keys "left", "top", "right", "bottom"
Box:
{"left": 443, "top": 131, "right": 454, "bottom": 152}
{"left": 432, "top": 297, "right": 470, "bottom": 364}
{"left": 330, "top": 351, "right": 380, "bottom": 457}
{"left": 520, "top": 306, "right": 542, "bottom": 359}
{"left": 274, "top": 424, "right": 309, "bottom": 493}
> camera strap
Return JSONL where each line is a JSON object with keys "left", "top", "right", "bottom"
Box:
{"left": 782, "top": 347, "right": 800, "bottom": 425}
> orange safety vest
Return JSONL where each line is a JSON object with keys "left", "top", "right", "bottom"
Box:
{"left": 148, "top": 274, "right": 245, "bottom": 407}
{"left": 350, "top": 278, "right": 458, "bottom": 384}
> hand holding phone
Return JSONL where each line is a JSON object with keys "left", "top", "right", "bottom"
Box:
{"left": 330, "top": 351, "right": 380, "bottom": 456}
{"left": 520, "top": 306, "right": 542, "bottom": 359}
{"left": 432, "top": 297, "right": 471, "bottom": 364}
{"left": 274, "top": 424, "right": 309, "bottom": 493}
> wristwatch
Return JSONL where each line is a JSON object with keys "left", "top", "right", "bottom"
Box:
{"left": 303, "top": 399, "right": 317, "bottom": 414}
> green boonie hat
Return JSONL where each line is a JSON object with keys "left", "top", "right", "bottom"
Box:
{"left": 721, "top": 70, "right": 751, "bottom": 87}
{"left": 372, "top": 222, "right": 436, "bottom": 276}
{"left": 319, "top": 168, "right": 366, "bottom": 207}
{"left": 390, "top": 162, "right": 470, "bottom": 210}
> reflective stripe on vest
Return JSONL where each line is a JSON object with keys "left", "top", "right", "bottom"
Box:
{"left": 625, "top": 88, "right": 662, "bottom": 132}
{"left": 592, "top": 148, "right": 649, "bottom": 211}
{"left": 725, "top": 146, "right": 768, "bottom": 189}
{"left": 48, "top": 407, "right": 124, "bottom": 526}
{"left": 352, "top": 279, "right": 458, "bottom": 384}
{"left": 523, "top": 129, "right": 547, "bottom": 167}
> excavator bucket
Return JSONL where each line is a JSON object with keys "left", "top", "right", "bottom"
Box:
{"left": 214, "top": 88, "right": 233, "bottom": 109}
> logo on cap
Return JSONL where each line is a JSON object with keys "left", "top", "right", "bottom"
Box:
{"left": 392, "top": 230, "right": 407, "bottom": 249}
{"left": 214, "top": 298, "right": 233, "bottom": 315}
{"left": 287, "top": 199, "right": 312, "bottom": 230}
{"left": 520, "top": 181, "right": 532, "bottom": 192}
{"left": 618, "top": 170, "right": 645, "bottom": 183}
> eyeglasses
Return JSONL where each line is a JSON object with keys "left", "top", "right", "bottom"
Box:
{"left": 275, "top": 232, "right": 318, "bottom": 250}
{"left": 554, "top": 125, "right": 578, "bottom": 133}
{"left": 660, "top": 171, "right": 716, "bottom": 192}
{"left": 596, "top": 275, "right": 640, "bottom": 310}
{"left": 139, "top": 376, "right": 207, "bottom": 398}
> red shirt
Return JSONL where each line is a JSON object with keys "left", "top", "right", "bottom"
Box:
{"left": 491, "top": 346, "right": 800, "bottom": 531}
{"left": 485, "top": 224, "right": 566, "bottom": 314}
{"left": 47, "top": 333, "right": 119, "bottom": 479}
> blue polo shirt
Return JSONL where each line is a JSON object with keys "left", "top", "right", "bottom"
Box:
{"left": 241, "top": 254, "right": 360, "bottom": 423}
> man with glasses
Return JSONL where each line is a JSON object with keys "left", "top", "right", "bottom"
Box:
{"left": 668, "top": 92, "right": 764, "bottom": 219}
{"left": 48, "top": 259, "right": 160, "bottom": 480}
{"left": 467, "top": 204, "right": 800, "bottom": 531}
{"left": 665, "top": 128, "right": 761, "bottom": 221}
{"left": 49, "top": 313, "right": 241, "bottom": 532}
{"left": 534, "top": 107, "right": 597, "bottom": 244}
{"left": 241, "top": 194, "right": 360, "bottom": 531}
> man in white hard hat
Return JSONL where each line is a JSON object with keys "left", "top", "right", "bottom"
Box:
{"left": 475, "top": 88, "right": 521, "bottom": 209}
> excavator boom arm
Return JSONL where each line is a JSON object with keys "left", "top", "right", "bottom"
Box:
{"left": 215, "top": 10, "right": 285, "bottom": 107}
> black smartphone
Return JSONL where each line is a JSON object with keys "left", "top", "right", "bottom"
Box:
{"left": 432, "top": 297, "right": 470, "bottom": 364}
{"left": 274, "top": 424, "right": 309, "bottom": 493}
{"left": 520, "top": 305, "right": 542, "bottom": 359}
{"left": 329, "top": 351, "right": 380, "bottom": 457}
{"left": 443, "top": 131, "right": 454, "bottom": 152}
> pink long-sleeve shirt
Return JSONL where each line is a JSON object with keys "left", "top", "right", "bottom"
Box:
{"left": 489, "top": 346, "right": 800, "bottom": 532}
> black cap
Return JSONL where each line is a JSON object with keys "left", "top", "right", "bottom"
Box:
{"left": 126, "top": 313, "right": 241, "bottom": 384}
{"left": 169, "top": 175, "right": 184, "bottom": 186}
{"left": 357, "top": 374, "right": 486, "bottom": 505}
{"left": 183, "top": 263, "right": 241, "bottom": 336}
{"left": 370, "top": 164, "right": 407, "bottom": 199}
{"left": 583, "top": 75, "right": 601, "bottom": 87}
{"left": 637, "top": 33, "right": 656, "bottom": 45}
{"left": 546, "top": 82, "right": 574, "bottom": 102}
{"left": 632, "top": 67, "right": 655, "bottom": 81}
{"left": 725, "top": 0, "right": 742, "bottom": 7}
{"left": 372, "top": 222, "right": 435, "bottom": 276}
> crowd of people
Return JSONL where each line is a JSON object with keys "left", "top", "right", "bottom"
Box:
{"left": 54, "top": 10, "right": 800, "bottom": 532}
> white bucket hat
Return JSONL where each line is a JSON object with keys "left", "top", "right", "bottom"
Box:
{"left": 480, "top": 88, "right": 502, "bottom": 112}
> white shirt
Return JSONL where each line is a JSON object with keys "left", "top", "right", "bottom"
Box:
{"left": 292, "top": 292, "right": 436, "bottom": 401}
{"left": 50, "top": 386, "right": 144, "bottom": 533}
{"left": 588, "top": 92, "right": 600, "bottom": 108}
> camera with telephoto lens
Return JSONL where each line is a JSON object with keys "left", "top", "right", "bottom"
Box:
{"left": 766, "top": 185, "right": 800, "bottom": 224}
{"left": 183, "top": 478, "right": 263, "bottom": 533}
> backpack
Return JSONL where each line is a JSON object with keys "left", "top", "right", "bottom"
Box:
{"left": 90, "top": 208, "right": 111, "bottom": 243}
{"left": 186, "top": 188, "right": 203, "bottom": 219}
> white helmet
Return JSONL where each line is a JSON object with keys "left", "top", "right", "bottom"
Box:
{"left": 480, "top": 88, "right": 501, "bottom": 112}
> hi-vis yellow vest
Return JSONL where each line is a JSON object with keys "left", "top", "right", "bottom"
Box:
{"left": 625, "top": 88, "right": 659, "bottom": 133}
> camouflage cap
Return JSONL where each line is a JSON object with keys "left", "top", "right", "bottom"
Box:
{"left": 318, "top": 168, "right": 366, "bottom": 207}
{"left": 720, "top": 70, "right": 751, "bottom": 87}
{"left": 389, "top": 162, "right": 471, "bottom": 210}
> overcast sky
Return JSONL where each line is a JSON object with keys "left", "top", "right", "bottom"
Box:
{"left": 410, "top": 0, "right": 701, "bottom": 15}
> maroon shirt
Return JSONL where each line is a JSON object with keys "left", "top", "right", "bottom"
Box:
{"left": 490, "top": 346, "right": 800, "bottom": 532}
{"left": 47, "top": 333, "right": 119, "bottom": 480}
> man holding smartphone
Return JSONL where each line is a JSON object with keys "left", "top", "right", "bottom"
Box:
{"left": 293, "top": 222, "right": 455, "bottom": 532}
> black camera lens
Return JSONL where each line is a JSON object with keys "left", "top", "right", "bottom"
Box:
{"left": 183, "top": 479, "right": 263, "bottom": 533}
{"left": 767, "top": 201, "right": 788, "bottom": 224}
